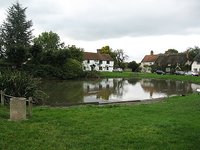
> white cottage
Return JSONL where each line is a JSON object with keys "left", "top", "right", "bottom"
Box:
{"left": 140, "top": 51, "right": 159, "bottom": 73}
{"left": 191, "top": 53, "right": 200, "bottom": 72}
{"left": 83, "top": 50, "right": 114, "bottom": 72}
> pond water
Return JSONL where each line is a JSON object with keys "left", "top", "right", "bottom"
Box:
{"left": 40, "top": 78, "right": 200, "bottom": 106}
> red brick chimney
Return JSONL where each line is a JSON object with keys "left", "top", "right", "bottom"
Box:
{"left": 150, "top": 50, "right": 154, "bottom": 55}
{"left": 97, "top": 49, "right": 101, "bottom": 53}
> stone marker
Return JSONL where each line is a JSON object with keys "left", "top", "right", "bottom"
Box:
{"left": 10, "top": 97, "right": 26, "bottom": 121}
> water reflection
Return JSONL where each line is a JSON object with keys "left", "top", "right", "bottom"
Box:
{"left": 40, "top": 78, "right": 200, "bottom": 106}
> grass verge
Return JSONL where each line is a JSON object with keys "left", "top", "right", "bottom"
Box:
{"left": 100, "top": 71, "right": 200, "bottom": 84}
{"left": 1, "top": 94, "right": 200, "bottom": 149}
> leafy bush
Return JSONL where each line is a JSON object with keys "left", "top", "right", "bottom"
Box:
{"left": 0, "top": 70, "right": 47, "bottom": 100}
{"left": 83, "top": 70, "right": 100, "bottom": 79}
{"left": 6, "top": 45, "right": 29, "bottom": 66}
{"left": 62, "top": 59, "right": 83, "bottom": 79}
{"left": 22, "top": 64, "right": 63, "bottom": 78}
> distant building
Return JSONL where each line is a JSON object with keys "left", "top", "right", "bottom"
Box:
{"left": 191, "top": 53, "right": 200, "bottom": 72}
{"left": 140, "top": 51, "right": 191, "bottom": 73}
{"left": 83, "top": 50, "right": 114, "bottom": 72}
{"left": 140, "top": 51, "right": 159, "bottom": 73}
{"left": 155, "top": 53, "right": 190, "bottom": 73}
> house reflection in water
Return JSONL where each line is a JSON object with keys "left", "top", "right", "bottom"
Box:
{"left": 41, "top": 78, "right": 199, "bottom": 106}
{"left": 140, "top": 79, "right": 194, "bottom": 97}
{"left": 83, "top": 78, "right": 126, "bottom": 103}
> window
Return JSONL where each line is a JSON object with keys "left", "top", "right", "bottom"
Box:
{"left": 99, "top": 66, "right": 102, "bottom": 70}
{"left": 107, "top": 61, "right": 110, "bottom": 64}
{"left": 99, "top": 60, "right": 102, "bottom": 64}
{"left": 107, "top": 67, "right": 109, "bottom": 70}
{"left": 87, "top": 60, "right": 90, "bottom": 63}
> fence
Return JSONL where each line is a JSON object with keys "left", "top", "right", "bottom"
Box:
{"left": 0, "top": 90, "right": 33, "bottom": 120}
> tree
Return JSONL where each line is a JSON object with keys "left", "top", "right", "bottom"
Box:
{"left": 67, "top": 45, "right": 84, "bottom": 62}
{"left": 165, "top": 49, "right": 178, "bottom": 54}
{"left": 0, "top": 2, "right": 32, "bottom": 65}
{"left": 0, "top": 36, "right": 4, "bottom": 58}
{"left": 63, "top": 58, "right": 83, "bottom": 79}
{"left": 100, "top": 45, "right": 113, "bottom": 55}
{"left": 29, "top": 44, "right": 43, "bottom": 64}
{"left": 114, "top": 49, "right": 128, "bottom": 70}
{"left": 186, "top": 46, "right": 200, "bottom": 61}
{"left": 6, "top": 45, "right": 29, "bottom": 65}
{"left": 33, "top": 31, "right": 64, "bottom": 52}
{"left": 128, "top": 61, "right": 139, "bottom": 72}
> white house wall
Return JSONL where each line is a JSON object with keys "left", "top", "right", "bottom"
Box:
{"left": 83, "top": 60, "right": 114, "bottom": 72}
{"left": 140, "top": 62, "right": 154, "bottom": 73}
{"left": 192, "top": 61, "right": 200, "bottom": 72}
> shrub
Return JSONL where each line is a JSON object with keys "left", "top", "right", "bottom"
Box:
{"left": 22, "top": 64, "right": 63, "bottom": 79}
{"left": 83, "top": 70, "right": 100, "bottom": 79}
{"left": 0, "top": 70, "right": 47, "bottom": 100}
{"left": 62, "top": 59, "right": 83, "bottom": 79}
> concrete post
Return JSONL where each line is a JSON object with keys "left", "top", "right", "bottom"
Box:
{"left": 10, "top": 97, "right": 26, "bottom": 121}
{"left": 28, "top": 97, "right": 32, "bottom": 117}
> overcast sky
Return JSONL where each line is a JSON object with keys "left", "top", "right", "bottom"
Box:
{"left": 1, "top": 0, "right": 200, "bottom": 62}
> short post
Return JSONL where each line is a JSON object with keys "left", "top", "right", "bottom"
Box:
{"left": 197, "top": 89, "right": 200, "bottom": 95}
{"left": 10, "top": 97, "right": 26, "bottom": 121}
{"left": 1, "top": 90, "right": 4, "bottom": 106}
{"left": 27, "top": 97, "right": 32, "bottom": 117}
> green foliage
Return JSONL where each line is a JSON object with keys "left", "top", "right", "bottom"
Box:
{"left": 100, "top": 45, "right": 113, "bottom": 54}
{"left": 6, "top": 45, "right": 29, "bottom": 66}
{"left": 84, "top": 70, "right": 100, "bottom": 79}
{"left": 33, "top": 31, "right": 64, "bottom": 52}
{"left": 29, "top": 44, "right": 43, "bottom": 64}
{"left": 55, "top": 49, "right": 71, "bottom": 66}
{"left": 165, "top": 49, "right": 178, "bottom": 54}
{"left": 0, "top": 70, "right": 43, "bottom": 99}
{"left": 114, "top": 49, "right": 128, "bottom": 69}
{"left": 0, "top": 2, "right": 32, "bottom": 65}
{"left": 23, "top": 62, "right": 83, "bottom": 80}
{"left": 62, "top": 59, "right": 83, "bottom": 79}
{"left": 22, "top": 64, "right": 63, "bottom": 78}
{"left": 28, "top": 43, "right": 84, "bottom": 79}
{"left": 38, "top": 50, "right": 70, "bottom": 66}
{"left": 100, "top": 46, "right": 128, "bottom": 69}
{"left": 128, "top": 61, "right": 139, "bottom": 72}
{"left": 186, "top": 46, "right": 200, "bottom": 61}
{"left": 67, "top": 45, "right": 84, "bottom": 62}
{"left": 100, "top": 71, "right": 134, "bottom": 78}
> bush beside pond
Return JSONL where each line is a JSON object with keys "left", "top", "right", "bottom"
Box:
{"left": 0, "top": 70, "right": 46, "bottom": 101}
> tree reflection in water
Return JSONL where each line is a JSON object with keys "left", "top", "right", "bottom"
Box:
{"left": 41, "top": 78, "right": 200, "bottom": 106}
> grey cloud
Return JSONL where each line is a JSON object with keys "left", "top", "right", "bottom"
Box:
{"left": 1, "top": 0, "right": 200, "bottom": 40}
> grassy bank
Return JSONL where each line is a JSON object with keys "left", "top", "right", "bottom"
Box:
{"left": 1, "top": 94, "right": 200, "bottom": 149}
{"left": 100, "top": 71, "right": 134, "bottom": 78}
{"left": 100, "top": 71, "right": 200, "bottom": 83}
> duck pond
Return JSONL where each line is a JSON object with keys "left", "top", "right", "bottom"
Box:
{"left": 40, "top": 78, "right": 200, "bottom": 106}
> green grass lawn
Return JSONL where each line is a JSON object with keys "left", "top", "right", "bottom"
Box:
{"left": 100, "top": 71, "right": 200, "bottom": 83}
{"left": 1, "top": 94, "right": 200, "bottom": 149}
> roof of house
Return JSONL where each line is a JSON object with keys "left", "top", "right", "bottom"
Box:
{"left": 193, "top": 53, "right": 200, "bottom": 63}
{"left": 155, "top": 53, "right": 188, "bottom": 66}
{"left": 141, "top": 54, "right": 159, "bottom": 63}
{"left": 84, "top": 52, "right": 113, "bottom": 61}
